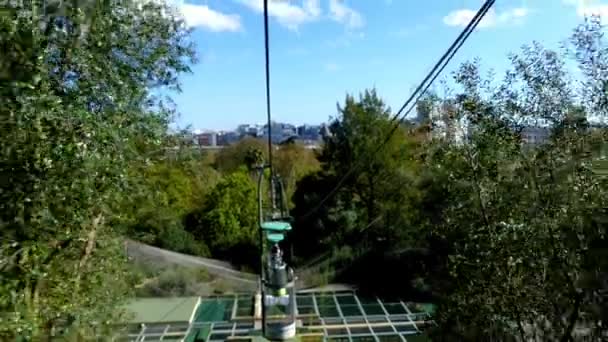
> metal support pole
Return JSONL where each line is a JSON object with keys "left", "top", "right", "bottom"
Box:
{"left": 257, "top": 166, "right": 267, "bottom": 336}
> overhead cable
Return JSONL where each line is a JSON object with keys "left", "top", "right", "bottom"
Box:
{"left": 263, "top": 0, "right": 273, "bottom": 177}
{"left": 299, "top": 0, "right": 496, "bottom": 221}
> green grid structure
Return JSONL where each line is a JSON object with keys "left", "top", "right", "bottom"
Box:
{"left": 113, "top": 291, "right": 434, "bottom": 342}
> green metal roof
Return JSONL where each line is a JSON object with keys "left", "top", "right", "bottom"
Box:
{"left": 593, "top": 160, "right": 607, "bottom": 176}
{"left": 124, "top": 297, "right": 201, "bottom": 324}
{"left": 261, "top": 221, "right": 292, "bottom": 231}
{"left": 118, "top": 292, "right": 436, "bottom": 341}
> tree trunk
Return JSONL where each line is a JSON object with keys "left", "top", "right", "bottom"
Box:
{"left": 367, "top": 173, "right": 375, "bottom": 227}
{"left": 75, "top": 214, "right": 102, "bottom": 288}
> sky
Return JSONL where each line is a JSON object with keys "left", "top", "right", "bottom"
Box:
{"left": 164, "top": 0, "right": 608, "bottom": 131}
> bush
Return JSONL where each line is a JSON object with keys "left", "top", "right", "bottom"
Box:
{"left": 189, "top": 172, "right": 258, "bottom": 263}
{"left": 158, "top": 224, "right": 210, "bottom": 257}
{"left": 135, "top": 267, "right": 214, "bottom": 297}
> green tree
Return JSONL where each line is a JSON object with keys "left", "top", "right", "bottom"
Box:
{"left": 244, "top": 146, "right": 265, "bottom": 171}
{"left": 121, "top": 143, "right": 221, "bottom": 256}
{"left": 274, "top": 141, "right": 320, "bottom": 207}
{"left": 319, "top": 89, "right": 420, "bottom": 241}
{"left": 0, "top": 0, "right": 194, "bottom": 338}
{"left": 189, "top": 172, "right": 259, "bottom": 266}
{"left": 423, "top": 18, "right": 608, "bottom": 341}
{"left": 292, "top": 89, "right": 422, "bottom": 260}
{"left": 214, "top": 137, "right": 268, "bottom": 174}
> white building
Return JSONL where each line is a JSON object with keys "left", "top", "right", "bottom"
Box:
{"left": 521, "top": 126, "right": 551, "bottom": 145}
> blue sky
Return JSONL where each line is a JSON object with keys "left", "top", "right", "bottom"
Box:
{"left": 166, "top": 0, "right": 606, "bottom": 130}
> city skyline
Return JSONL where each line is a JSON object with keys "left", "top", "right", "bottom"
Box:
{"left": 185, "top": 121, "right": 328, "bottom": 146}
{"left": 187, "top": 121, "right": 329, "bottom": 134}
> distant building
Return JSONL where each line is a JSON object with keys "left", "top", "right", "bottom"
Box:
{"left": 188, "top": 122, "right": 332, "bottom": 146}
{"left": 217, "top": 131, "right": 240, "bottom": 146}
{"left": 262, "top": 122, "right": 297, "bottom": 144}
{"left": 297, "top": 125, "right": 321, "bottom": 141}
{"left": 236, "top": 124, "right": 250, "bottom": 135}
{"left": 237, "top": 124, "right": 264, "bottom": 138}
{"left": 282, "top": 123, "right": 297, "bottom": 138}
{"left": 195, "top": 132, "right": 217, "bottom": 146}
{"left": 249, "top": 125, "right": 264, "bottom": 137}
{"left": 521, "top": 126, "right": 551, "bottom": 145}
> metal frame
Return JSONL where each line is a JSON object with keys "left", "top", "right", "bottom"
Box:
{"left": 114, "top": 292, "right": 434, "bottom": 342}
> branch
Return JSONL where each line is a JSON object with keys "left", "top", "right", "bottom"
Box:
{"left": 75, "top": 214, "right": 103, "bottom": 286}
{"left": 1, "top": 237, "right": 74, "bottom": 274}
{"left": 465, "top": 146, "right": 491, "bottom": 228}
{"left": 43, "top": 238, "right": 75, "bottom": 266}
{"left": 0, "top": 246, "right": 25, "bottom": 273}
{"left": 523, "top": 151, "right": 584, "bottom": 332}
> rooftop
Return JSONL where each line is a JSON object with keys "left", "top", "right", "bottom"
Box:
{"left": 123, "top": 297, "right": 201, "bottom": 324}
{"left": 115, "top": 291, "right": 435, "bottom": 342}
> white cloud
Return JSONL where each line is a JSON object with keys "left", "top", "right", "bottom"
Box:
{"left": 578, "top": 5, "right": 608, "bottom": 17}
{"left": 238, "top": 0, "right": 322, "bottom": 31}
{"left": 497, "top": 7, "right": 529, "bottom": 23}
{"left": 235, "top": 0, "right": 364, "bottom": 31}
{"left": 443, "top": 6, "right": 529, "bottom": 29}
{"left": 180, "top": 3, "right": 242, "bottom": 31}
{"left": 329, "top": 0, "right": 364, "bottom": 29}
{"left": 443, "top": 9, "right": 496, "bottom": 28}
{"left": 304, "top": 0, "right": 322, "bottom": 17}
{"left": 564, "top": 0, "right": 608, "bottom": 18}
{"left": 142, "top": 0, "right": 242, "bottom": 32}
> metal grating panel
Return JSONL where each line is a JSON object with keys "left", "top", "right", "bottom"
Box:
{"left": 114, "top": 291, "right": 433, "bottom": 342}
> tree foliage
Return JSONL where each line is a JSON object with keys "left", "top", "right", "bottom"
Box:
{"left": 421, "top": 18, "right": 608, "bottom": 341}
{"left": 123, "top": 153, "right": 219, "bottom": 256}
{"left": 292, "top": 89, "right": 422, "bottom": 260}
{"left": 274, "top": 141, "right": 320, "bottom": 207}
{"left": 186, "top": 172, "right": 259, "bottom": 267}
{"left": 0, "top": 0, "right": 194, "bottom": 338}
{"left": 214, "top": 137, "right": 268, "bottom": 174}
{"left": 288, "top": 19, "right": 607, "bottom": 341}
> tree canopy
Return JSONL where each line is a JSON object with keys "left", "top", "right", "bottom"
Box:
{"left": 0, "top": 0, "right": 194, "bottom": 338}
{"left": 291, "top": 89, "right": 423, "bottom": 259}
{"left": 418, "top": 18, "right": 608, "bottom": 341}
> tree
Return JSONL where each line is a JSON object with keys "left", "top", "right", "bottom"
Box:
{"left": 122, "top": 157, "right": 218, "bottom": 256}
{"left": 423, "top": 18, "right": 608, "bottom": 341}
{"left": 274, "top": 141, "right": 320, "bottom": 207}
{"left": 291, "top": 171, "right": 348, "bottom": 259}
{"left": 214, "top": 137, "right": 268, "bottom": 174}
{"left": 0, "top": 0, "right": 194, "bottom": 338}
{"left": 319, "top": 89, "right": 420, "bottom": 241}
{"left": 189, "top": 172, "right": 259, "bottom": 267}
{"left": 244, "top": 147, "right": 264, "bottom": 171}
{"left": 291, "top": 89, "right": 422, "bottom": 262}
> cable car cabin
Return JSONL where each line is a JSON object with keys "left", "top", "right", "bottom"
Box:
{"left": 260, "top": 221, "right": 296, "bottom": 340}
